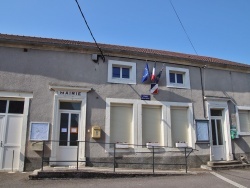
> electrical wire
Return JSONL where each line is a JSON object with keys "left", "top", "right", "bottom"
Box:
{"left": 75, "top": 0, "right": 105, "bottom": 62}
{"left": 169, "top": 0, "right": 198, "bottom": 55}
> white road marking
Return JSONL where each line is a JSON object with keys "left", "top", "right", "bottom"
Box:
{"left": 210, "top": 171, "right": 247, "bottom": 188}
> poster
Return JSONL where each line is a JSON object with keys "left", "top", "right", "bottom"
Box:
{"left": 30, "top": 122, "right": 49, "bottom": 141}
{"left": 196, "top": 120, "right": 209, "bottom": 142}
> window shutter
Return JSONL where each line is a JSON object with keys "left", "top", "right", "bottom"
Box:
{"left": 171, "top": 107, "right": 188, "bottom": 147}
{"left": 142, "top": 105, "right": 162, "bottom": 145}
{"left": 110, "top": 104, "right": 133, "bottom": 144}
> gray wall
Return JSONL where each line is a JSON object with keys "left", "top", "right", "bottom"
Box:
{"left": 0, "top": 45, "right": 250, "bottom": 169}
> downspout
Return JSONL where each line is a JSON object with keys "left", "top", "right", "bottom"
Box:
{"left": 200, "top": 66, "right": 207, "bottom": 119}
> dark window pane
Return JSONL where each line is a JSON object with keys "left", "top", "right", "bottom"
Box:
{"left": 59, "top": 113, "right": 69, "bottom": 146}
{"left": 211, "top": 120, "right": 217, "bottom": 145}
{"left": 8, "top": 101, "right": 24, "bottom": 114}
{"left": 70, "top": 114, "right": 79, "bottom": 146}
{"left": 122, "top": 68, "right": 130, "bottom": 79}
{"left": 169, "top": 73, "right": 175, "bottom": 83}
{"left": 217, "top": 120, "right": 223, "bottom": 145}
{"left": 211, "top": 110, "right": 222, "bottom": 116}
{"left": 60, "top": 102, "right": 81, "bottom": 110}
{"left": 177, "top": 74, "right": 183, "bottom": 84}
{"left": 112, "top": 67, "right": 120, "bottom": 78}
{"left": 0, "top": 100, "right": 7, "bottom": 113}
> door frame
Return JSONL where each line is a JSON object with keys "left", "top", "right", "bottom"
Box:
{"left": 210, "top": 114, "right": 226, "bottom": 160}
{"left": 57, "top": 111, "right": 81, "bottom": 166}
{"left": 0, "top": 91, "right": 33, "bottom": 171}
{"left": 50, "top": 86, "right": 91, "bottom": 165}
{"left": 206, "top": 99, "right": 233, "bottom": 161}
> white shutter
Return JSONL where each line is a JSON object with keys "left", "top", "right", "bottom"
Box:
{"left": 110, "top": 104, "right": 133, "bottom": 144}
{"left": 142, "top": 105, "right": 162, "bottom": 145}
{"left": 239, "top": 110, "right": 250, "bottom": 132}
{"left": 171, "top": 107, "right": 188, "bottom": 147}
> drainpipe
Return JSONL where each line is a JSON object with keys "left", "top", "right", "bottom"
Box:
{"left": 200, "top": 66, "right": 207, "bottom": 119}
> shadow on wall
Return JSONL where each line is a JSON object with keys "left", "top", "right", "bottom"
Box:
{"left": 232, "top": 137, "right": 250, "bottom": 160}
{"left": 153, "top": 88, "right": 192, "bottom": 103}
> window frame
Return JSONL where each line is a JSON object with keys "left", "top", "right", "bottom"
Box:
{"left": 105, "top": 98, "right": 194, "bottom": 153}
{"left": 166, "top": 67, "right": 190, "bottom": 89}
{"left": 108, "top": 60, "right": 136, "bottom": 84}
{"left": 0, "top": 99, "right": 25, "bottom": 114}
{"left": 236, "top": 106, "right": 250, "bottom": 135}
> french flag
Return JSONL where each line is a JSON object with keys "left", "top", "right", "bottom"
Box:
{"left": 151, "top": 63, "right": 156, "bottom": 82}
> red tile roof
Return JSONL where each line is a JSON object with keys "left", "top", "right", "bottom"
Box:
{"left": 0, "top": 33, "right": 249, "bottom": 69}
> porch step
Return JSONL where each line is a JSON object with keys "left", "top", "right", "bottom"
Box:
{"left": 201, "top": 161, "right": 250, "bottom": 170}
{"left": 207, "top": 160, "right": 242, "bottom": 166}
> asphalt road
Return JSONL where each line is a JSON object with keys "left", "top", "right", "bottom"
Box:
{"left": 0, "top": 169, "right": 249, "bottom": 188}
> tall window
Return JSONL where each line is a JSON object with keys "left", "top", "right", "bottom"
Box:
{"left": 142, "top": 105, "right": 162, "bottom": 146}
{"left": 105, "top": 98, "right": 193, "bottom": 151}
{"left": 171, "top": 107, "right": 189, "bottom": 147}
{"left": 110, "top": 104, "right": 133, "bottom": 144}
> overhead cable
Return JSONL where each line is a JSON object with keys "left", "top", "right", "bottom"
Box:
{"left": 75, "top": 0, "right": 105, "bottom": 62}
{"left": 169, "top": 0, "right": 198, "bottom": 55}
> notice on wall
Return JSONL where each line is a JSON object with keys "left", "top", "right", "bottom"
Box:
{"left": 196, "top": 120, "right": 209, "bottom": 142}
{"left": 30, "top": 122, "right": 49, "bottom": 141}
{"left": 61, "top": 128, "right": 67, "bottom": 133}
{"left": 70, "top": 127, "right": 78, "bottom": 134}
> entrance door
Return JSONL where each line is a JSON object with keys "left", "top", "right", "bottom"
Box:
{"left": 56, "top": 101, "right": 81, "bottom": 166}
{"left": 0, "top": 100, "right": 24, "bottom": 171}
{"left": 210, "top": 110, "right": 226, "bottom": 161}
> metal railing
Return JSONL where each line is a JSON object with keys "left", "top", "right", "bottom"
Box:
{"left": 41, "top": 140, "right": 195, "bottom": 174}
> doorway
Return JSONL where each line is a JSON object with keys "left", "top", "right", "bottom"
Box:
{"left": 210, "top": 109, "right": 226, "bottom": 161}
{"left": 56, "top": 101, "right": 81, "bottom": 166}
{"left": 0, "top": 100, "right": 24, "bottom": 171}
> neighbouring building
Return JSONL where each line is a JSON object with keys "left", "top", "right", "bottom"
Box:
{"left": 0, "top": 34, "right": 249, "bottom": 171}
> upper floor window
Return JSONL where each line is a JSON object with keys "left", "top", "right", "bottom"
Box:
{"left": 166, "top": 67, "right": 190, "bottom": 89}
{"left": 169, "top": 72, "right": 184, "bottom": 84}
{"left": 112, "top": 67, "right": 130, "bottom": 79}
{"left": 108, "top": 60, "right": 136, "bottom": 84}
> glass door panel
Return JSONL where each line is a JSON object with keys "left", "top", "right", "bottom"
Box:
{"left": 216, "top": 120, "right": 223, "bottom": 145}
{"left": 59, "top": 113, "right": 69, "bottom": 146}
{"left": 211, "top": 119, "right": 217, "bottom": 145}
{"left": 59, "top": 112, "right": 79, "bottom": 146}
{"left": 70, "top": 114, "right": 79, "bottom": 146}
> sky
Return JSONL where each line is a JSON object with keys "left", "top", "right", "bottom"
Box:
{"left": 0, "top": 1, "right": 250, "bottom": 64}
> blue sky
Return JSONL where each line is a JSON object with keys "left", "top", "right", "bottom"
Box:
{"left": 1, "top": 1, "right": 249, "bottom": 64}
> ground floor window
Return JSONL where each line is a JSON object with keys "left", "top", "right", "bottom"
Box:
{"left": 142, "top": 105, "right": 162, "bottom": 146}
{"left": 171, "top": 107, "right": 189, "bottom": 147}
{"left": 105, "top": 98, "right": 194, "bottom": 151}
{"left": 110, "top": 103, "right": 133, "bottom": 145}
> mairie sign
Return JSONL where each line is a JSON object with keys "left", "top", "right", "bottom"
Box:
{"left": 57, "top": 91, "right": 82, "bottom": 96}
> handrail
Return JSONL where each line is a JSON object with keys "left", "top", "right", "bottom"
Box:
{"left": 40, "top": 140, "right": 196, "bottom": 174}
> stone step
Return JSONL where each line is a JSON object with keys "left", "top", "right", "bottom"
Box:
{"left": 207, "top": 160, "right": 242, "bottom": 167}
{"left": 201, "top": 163, "right": 250, "bottom": 171}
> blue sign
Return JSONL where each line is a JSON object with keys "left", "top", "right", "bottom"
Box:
{"left": 141, "top": 95, "right": 151, "bottom": 100}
